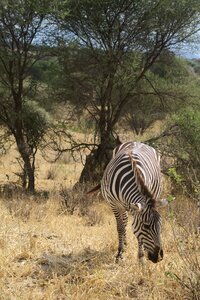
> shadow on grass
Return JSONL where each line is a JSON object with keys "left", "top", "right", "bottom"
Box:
{"left": 37, "top": 247, "right": 115, "bottom": 280}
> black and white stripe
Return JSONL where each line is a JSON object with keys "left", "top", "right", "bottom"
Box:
{"left": 101, "top": 142, "right": 167, "bottom": 263}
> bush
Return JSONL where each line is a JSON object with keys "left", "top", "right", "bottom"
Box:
{"left": 59, "top": 186, "right": 103, "bottom": 226}
{"left": 174, "top": 108, "right": 200, "bottom": 194}
{"left": 156, "top": 108, "right": 200, "bottom": 197}
{"left": 22, "top": 100, "right": 51, "bottom": 149}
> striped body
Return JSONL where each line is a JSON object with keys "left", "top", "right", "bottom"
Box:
{"left": 101, "top": 142, "right": 164, "bottom": 263}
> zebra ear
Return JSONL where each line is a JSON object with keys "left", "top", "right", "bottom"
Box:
{"left": 130, "top": 202, "right": 145, "bottom": 212}
{"left": 156, "top": 198, "right": 168, "bottom": 208}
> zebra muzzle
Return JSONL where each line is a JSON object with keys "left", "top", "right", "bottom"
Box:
{"left": 148, "top": 247, "right": 163, "bottom": 263}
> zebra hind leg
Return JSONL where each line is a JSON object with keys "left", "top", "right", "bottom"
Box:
{"left": 113, "top": 209, "right": 128, "bottom": 263}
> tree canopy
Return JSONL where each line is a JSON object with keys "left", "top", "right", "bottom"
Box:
{"left": 53, "top": 0, "right": 200, "bottom": 182}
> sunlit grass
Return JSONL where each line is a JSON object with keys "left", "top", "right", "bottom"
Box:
{"left": 0, "top": 192, "right": 198, "bottom": 300}
{"left": 0, "top": 125, "right": 199, "bottom": 299}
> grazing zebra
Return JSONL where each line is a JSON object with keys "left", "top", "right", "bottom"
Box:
{"left": 101, "top": 142, "right": 167, "bottom": 263}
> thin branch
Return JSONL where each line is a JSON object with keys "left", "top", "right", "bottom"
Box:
{"left": 145, "top": 124, "right": 180, "bottom": 144}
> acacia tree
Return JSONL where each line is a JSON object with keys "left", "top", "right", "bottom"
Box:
{"left": 0, "top": 0, "right": 52, "bottom": 192}
{"left": 123, "top": 52, "right": 193, "bottom": 135}
{"left": 56, "top": 0, "right": 200, "bottom": 182}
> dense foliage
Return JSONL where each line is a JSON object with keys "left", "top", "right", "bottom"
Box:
{"left": 169, "top": 108, "right": 200, "bottom": 195}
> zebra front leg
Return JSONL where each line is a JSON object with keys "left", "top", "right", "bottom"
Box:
{"left": 138, "top": 240, "right": 144, "bottom": 264}
{"left": 113, "top": 209, "right": 128, "bottom": 263}
{"left": 122, "top": 211, "right": 128, "bottom": 249}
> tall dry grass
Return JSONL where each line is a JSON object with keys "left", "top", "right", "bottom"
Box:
{"left": 0, "top": 128, "right": 199, "bottom": 299}
{"left": 0, "top": 190, "right": 199, "bottom": 300}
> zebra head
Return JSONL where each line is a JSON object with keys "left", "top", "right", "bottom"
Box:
{"left": 131, "top": 199, "right": 167, "bottom": 263}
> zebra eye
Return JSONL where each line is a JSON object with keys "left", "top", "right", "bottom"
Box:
{"left": 143, "top": 223, "right": 150, "bottom": 230}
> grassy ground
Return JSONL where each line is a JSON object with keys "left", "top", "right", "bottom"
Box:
{"left": 0, "top": 190, "right": 199, "bottom": 299}
{"left": 0, "top": 132, "right": 199, "bottom": 299}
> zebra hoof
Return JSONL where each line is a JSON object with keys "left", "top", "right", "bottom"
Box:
{"left": 115, "top": 253, "right": 123, "bottom": 263}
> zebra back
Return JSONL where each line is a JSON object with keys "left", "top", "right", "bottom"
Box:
{"left": 102, "top": 142, "right": 162, "bottom": 206}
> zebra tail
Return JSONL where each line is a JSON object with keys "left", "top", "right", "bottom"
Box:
{"left": 86, "top": 183, "right": 101, "bottom": 194}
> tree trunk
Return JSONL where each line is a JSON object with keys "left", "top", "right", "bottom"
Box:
{"left": 78, "top": 132, "right": 121, "bottom": 184}
{"left": 26, "top": 159, "right": 35, "bottom": 192}
{"left": 16, "top": 138, "right": 35, "bottom": 192}
{"left": 12, "top": 90, "right": 35, "bottom": 193}
{"left": 78, "top": 66, "right": 120, "bottom": 184}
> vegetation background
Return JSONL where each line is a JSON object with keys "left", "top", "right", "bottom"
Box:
{"left": 0, "top": 0, "right": 200, "bottom": 299}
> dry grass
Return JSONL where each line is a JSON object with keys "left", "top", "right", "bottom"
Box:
{"left": 0, "top": 129, "right": 199, "bottom": 299}
{"left": 0, "top": 192, "right": 199, "bottom": 300}
{"left": 0, "top": 144, "right": 83, "bottom": 191}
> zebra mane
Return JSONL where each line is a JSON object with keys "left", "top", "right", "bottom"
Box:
{"left": 127, "top": 149, "right": 156, "bottom": 206}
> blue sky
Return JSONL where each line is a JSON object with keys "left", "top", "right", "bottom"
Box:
{"left": 175, "top": 39, "right": 200, "bottom": 59}
{"left": 178, "top": 49, "right": 200, "bottom": 59}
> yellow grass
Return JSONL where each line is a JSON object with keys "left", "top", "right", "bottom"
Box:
{"left": 0, "top": 144, "right": 83, "bottom": 191}
{"left": 0, "top": 192, "right": 199, "bottom": 300}
{"left": 0, "top": 128, "right": 199, "bottom": 299}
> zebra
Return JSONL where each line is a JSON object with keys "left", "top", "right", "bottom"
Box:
{"left": 100, "top": 141, "right": 168, "bottom": 263}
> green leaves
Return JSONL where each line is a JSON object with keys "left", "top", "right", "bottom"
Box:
{"left": 176, "top": 108, "right": 200, "bottom": 152}
{"left": 22, "top": 100, "right": 51, "bottom": 148}
{"left": 167, "top": 167, "right": 183, "bottom": 184}
{"left": 163, "top": 105, "right": 200, "bottom": 196}
{"left": 166, "top": 194, "right": 176, "bottom": 203}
